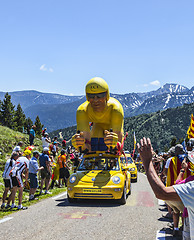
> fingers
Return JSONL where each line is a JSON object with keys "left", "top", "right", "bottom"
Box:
{"left": 137, "top": 137, "right": 152, "bottom": 157}
{"left": 71, "top": 132, "right": 85, "bottom": 148}
{"left": 104, "top": 131, "right": 118, "bottom": 148}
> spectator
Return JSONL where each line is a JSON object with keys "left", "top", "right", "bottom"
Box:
{"left": 50, "top": 161, "right": 60, "bottom": 189}
{"left": 161, "top": 147, "right": 175, "bottom": 220}
{"left": 9, "top": 150, "right": 31, "bottom": 210}
{"left": 164, "top": 147, "right": 175, "bottom": 179}
{"left": 52, "top": 136, "right": 58, "bottom": 143}
{"left": 51, "top": 141, "right": 58, "bottom": 159}
{"left": 42, "top": 132, "right": 51, "bottom": 149}
{"left": 42, "top": 127, "right": 47, "bottom": 137}
{"left": 1, "top": 151, "right": 19, "bottom": 209}
{"left": 71, "top": 151, "right": 80, "bottom": 172}
{"left": 62, "top": 138, "right": 66, "bottom": 148}
{"left": 152, "top": 150, "right": 162, "bottom": 175}
{"left": 29, "top": 125, "right": 36, "bottom": 146}
{"left": 176, "top": 158, "right": 194, "bottom": 240}
{"left": 186, "top": 138, "right": 194, "bottom": 151}
{"left": 39, "top": 147, "right": 52, "bottom": 194}
{"left": 137, "top": 137, "right": 194, "bottom": 240}
{"left": 29, "top": 151, "right": 44, "bottom": 200}
{"left": 166, "top": 144, "right": 189, "bottom": 236}
{"left": 57, "top": 149, "right": 70, "bottom": 187}
{"left": 12, "top": 141, "right": 23, "bottom": 154}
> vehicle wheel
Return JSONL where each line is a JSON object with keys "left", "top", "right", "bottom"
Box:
{"left": 67, "top": 194, "right": 76, "bottom": 203}
{"left": 133, "top": 177, "right": 137, "bottom": 183}
{"left": 119, "top": 184, "right": 127, "bottom": 205}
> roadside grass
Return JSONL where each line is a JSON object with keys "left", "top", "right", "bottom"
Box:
{"left": 0, "top": 186, "right": 67, "bottom": 218}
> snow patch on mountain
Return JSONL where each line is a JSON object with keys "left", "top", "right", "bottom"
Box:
{"left": 163, "top": 94, "right": 171, "bottom": 109}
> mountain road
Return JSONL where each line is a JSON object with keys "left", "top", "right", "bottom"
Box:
{"left": 0, "top": 173, "right": 175, "bottom": 240}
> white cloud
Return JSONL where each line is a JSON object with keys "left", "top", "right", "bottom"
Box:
{"left": 40, "top": 64, "right": 47, "bottom": 71}
{"left": 40, "top": 64, "right": 54, "bottom": 73}
{"left": 143, "top": 84, "right": 149, "bottom": 87}
{"left": 150, "top": 80, "right": 160, "bottom": 86}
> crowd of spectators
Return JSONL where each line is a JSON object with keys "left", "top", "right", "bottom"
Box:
{"left": 1, "top": 124, "right": 194, "bottom": 239}
{"left": 1, "top": 126, "right": 81, "bottom": 211}
{"left": 137, "top": 138, "right": 194, "bottom": 240}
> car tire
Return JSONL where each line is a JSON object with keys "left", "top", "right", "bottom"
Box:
{"left": 119, "top": 184, "right": 127, "bottom": 205}
{"left": 67, "top": 194, "right": 77, "bottom": 203}
{"left": 133, "top": 177, "right": 137, "bottom": 182}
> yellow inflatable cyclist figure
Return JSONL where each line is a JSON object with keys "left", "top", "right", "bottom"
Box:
{"left": 72, "top": 77, "right": 124, "bottom": 152}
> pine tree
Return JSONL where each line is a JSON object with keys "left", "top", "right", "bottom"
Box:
{"left": 0, "top": 93, "right": 15, "bottom": 128}
{"left": 24, "top": 117, "right": 33, "bottom": 134}
{"left": 34, "top": 115, "right": 43, "bottom": 138}
{"left": 14, "top": 104, "right": 26, "bottom": 132}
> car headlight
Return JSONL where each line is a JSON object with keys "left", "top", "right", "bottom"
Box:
{"left": 129, "top": 167, "right": 135, "bottom": 171}
{"left": 112, "top": 176, "right": 121, "bottom": 184}
{"left": 69, "top": 175, "right": 77, "bottom": 184}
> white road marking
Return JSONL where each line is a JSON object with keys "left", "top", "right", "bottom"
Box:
{"left": 0, "top": 217, "right": 13, "bottom": 224}
{"left": 52, "top": 191, "right": 67, "bottom": 200}
{"left": 158, "top": 199, "right": 166, "bottom": 206}
{"left": 156, "top": 230, "right": 166, "bottom": 240}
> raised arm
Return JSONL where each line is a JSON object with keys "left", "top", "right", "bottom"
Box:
{"left": 137, "top": 137, "right": 181, "bottom": 201}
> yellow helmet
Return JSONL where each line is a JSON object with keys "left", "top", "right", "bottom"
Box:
{"left": 23, "top": 149, "right": 31, "bottom": 156}
{"left": 85, "top": 77, "right": 110, "bottom": 101}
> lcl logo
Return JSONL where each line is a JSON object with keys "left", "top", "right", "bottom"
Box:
{"left": 90, "top": 85, "right": 98, "bottom": 91}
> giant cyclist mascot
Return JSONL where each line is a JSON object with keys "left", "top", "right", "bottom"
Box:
{"left": 72, "top": 77, "right": 124, "bottom": 153}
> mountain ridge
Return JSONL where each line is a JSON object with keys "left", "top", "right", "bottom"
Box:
{"left": 1, "top": 83, "right": 193, "bottom": 132}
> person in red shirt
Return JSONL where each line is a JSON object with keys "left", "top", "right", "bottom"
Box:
{"left": 62, "top": 139, "right": 66, "bottom": 148}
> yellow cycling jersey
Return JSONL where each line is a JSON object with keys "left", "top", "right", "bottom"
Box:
{"left": 76, "top": 97, "right": 124, "bottom": 138}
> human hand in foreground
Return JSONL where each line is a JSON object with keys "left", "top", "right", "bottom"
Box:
{"left": 71, "top": 132, "right": 85, "bottom": 149}
{"left": 137, "top": 137, "right": 153, "bottom": 169}
{"left": 104, "top": 130, "right": 118, "bottom": 148}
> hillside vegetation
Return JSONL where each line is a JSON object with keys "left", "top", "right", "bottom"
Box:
{"left": 50, "top": 102, "right": 194, "bottom": 152}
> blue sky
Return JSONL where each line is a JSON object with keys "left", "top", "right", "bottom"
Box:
{"left": 0, "top": 0, "right": 194, "bottom": 96}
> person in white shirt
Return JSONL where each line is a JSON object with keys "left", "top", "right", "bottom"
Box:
{"left": 10, "top": 150, "right": 31, "bottom": 210}
{"left": 1, "top": 152, "right": 19, "bottom": 209}
{"left": 137, "top": 137, "right": 194, "bottom": 240}
{"left": 42, "top": 132, "right": 51, "bottom": 148}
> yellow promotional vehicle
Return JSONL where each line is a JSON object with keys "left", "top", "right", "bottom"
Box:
{"left": 67, "top": 152, "right": 131, "bottom": 205}
{"left": 120, "top": 151, "right": 138, "bottom": 182}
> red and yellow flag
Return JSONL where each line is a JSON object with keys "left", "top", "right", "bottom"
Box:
{"left": 166, "top": 156, "right": 194, "bottom": 187}
{"left": 187, "top": 114, "right": 194, "bottom": 139}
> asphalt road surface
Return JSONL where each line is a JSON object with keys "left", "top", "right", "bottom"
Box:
{"left": 0, "top": 173, "right": 177, "bottom": 240}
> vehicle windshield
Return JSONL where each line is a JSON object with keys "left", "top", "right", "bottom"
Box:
{"left": 120, "top": 156, "right": 134, "bottom": 164}
{"left": 78, "top": 156, "right": 120, "bottom": 171}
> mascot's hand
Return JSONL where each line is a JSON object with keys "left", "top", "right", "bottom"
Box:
{"left": 71, "top": 132, "right": 85, "bottom": 149}
{"left": 104, "top": 130, "right": 118, "bottom": 148}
